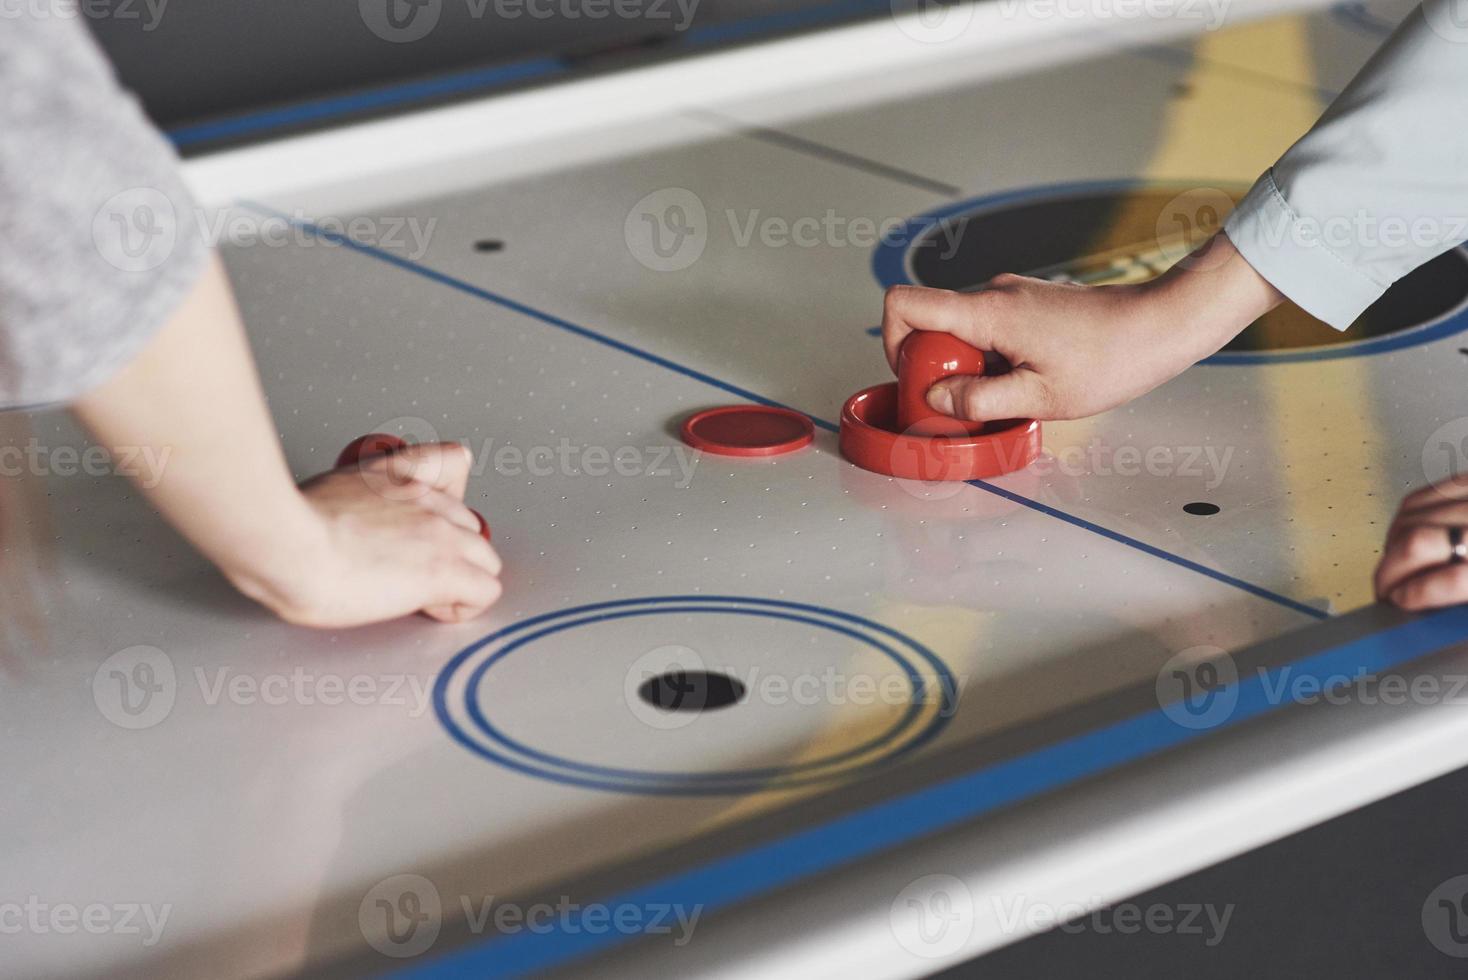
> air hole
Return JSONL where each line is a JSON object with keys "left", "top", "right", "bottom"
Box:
{"left": 1184, "top": 502, "right": 1221, "bottom": 516}
{"left": 638, "top": 670, "right": 746, "bottom": 712}
{"left": 474, "top": 239, "right": 504, "bottom": 253}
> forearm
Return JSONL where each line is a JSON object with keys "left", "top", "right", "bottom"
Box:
{"left": 1143, "top": 232, "right": 1285, "bottom": 366}
{"left": 70, "top": 254, "right": 322, "bottom": 606}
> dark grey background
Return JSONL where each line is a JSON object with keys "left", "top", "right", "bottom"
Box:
{"left": 85, "top": 0, "right": 885, "bottom": 139}
{"left": 943, "top": 761, "right": 1468, "bottom": 979}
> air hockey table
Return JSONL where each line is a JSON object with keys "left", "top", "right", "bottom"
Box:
{"left": 9, "top": 0, "right": 1468, "bottom": 976}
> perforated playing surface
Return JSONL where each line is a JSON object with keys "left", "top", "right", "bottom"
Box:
{"left": 4, "top": 2, "right": 1463, "bottom": 977}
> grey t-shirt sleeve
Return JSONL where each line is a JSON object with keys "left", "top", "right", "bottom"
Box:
{"left": 0, "top": 10, "right": 207, "bottom": 410}
{"left": 1224, "top": 0, "right": 1468, "bottom": 330}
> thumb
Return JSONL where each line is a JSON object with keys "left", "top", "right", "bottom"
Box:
{"left": 929, "top": 370, "right": 1052, "bottom": 422}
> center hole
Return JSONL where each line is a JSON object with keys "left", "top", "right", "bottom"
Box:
{"left": 638, "top": 670, "right": 746, "bottom": 713}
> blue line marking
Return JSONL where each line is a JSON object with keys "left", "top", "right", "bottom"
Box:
{"left": 463, "top": 609, "right": 927, "bottom": 786}
{"left": 967, "top": 478, "right": 1325, "bottom": 620}
{"left": 168, "top": 58, "right": 567, "bottom": 148}
{"left": 239, "top": 202, "right": 832, "bottom": 430}
{"left": 437, "top": 597, "right": 955, "bottom": 794}
{"left": 1331, "top": 0, "right": 1398, "bottom": 38}
{"left": 243, "top": 200, "right": 1325, "bottom": 618}
{"left": 397, "top": 604, "right": 1468, "bottom": 978}
{"left": 870, "top": 179, "right": 1468, "bottom": 366}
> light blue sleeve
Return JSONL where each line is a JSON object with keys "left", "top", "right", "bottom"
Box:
{"left": 1223, "top": 0, "right": 1468, "bottom": 329}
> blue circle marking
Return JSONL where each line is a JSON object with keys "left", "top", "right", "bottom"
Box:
{"left": 465, "top": 608, "right": 927, "bottom": 784}
{"left": 434, "top": 596, "right": 958, "bottom": 795}
{"left": 871, "top": 179, "right": 1468, "bottom": 365}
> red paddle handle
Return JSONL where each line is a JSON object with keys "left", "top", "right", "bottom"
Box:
{"left": 896, "top": 332, "right": 987, "bottom": 437}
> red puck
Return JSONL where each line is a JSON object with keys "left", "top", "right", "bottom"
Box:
{"left": 680, "top": 406, "right": 815, "bottom": 457}
{"left": 336, "top": 433, "right": 408, "bottom": 468}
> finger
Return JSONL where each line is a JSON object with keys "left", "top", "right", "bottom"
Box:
{"left": 415, "top": 488, "right": 483, "bottom": 534}
{"left": 1388, "top": 500, "right": 1468, "bottom": 540}
{"left": 459, "top": 531, "right": 503, "bottom": 578}
{"left": 424, "top": 560, "right": 503, "bottom": 622}
{"left": 882, "top": 286, "right": 996, "bottom": 374}
{"left": 1402, "top": 477, "right": 1468, "bottom": 514}
{"left": 1389, "top": 561, "right": 1468, "bottom": 612}
{"left": 1374, "top": 523, "right": 1456, "bottom": 598}
{"left": 928, "top": 369, "right": 1054, "bottom": 422}
{"left": 381, "top": 442, "right": 473, "bottom": 499}
{"left": 415, "top": 506, "right": 502, "bottom": 577}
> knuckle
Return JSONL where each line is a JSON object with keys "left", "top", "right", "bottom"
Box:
{"left": 443, "top": 444, "right": 472, "bottom": 479}
{"left": 883, "top": 285, "right": 911, "bottom": 316}
{"left": 969, "top": 287, "right": 1013, "bottom": 327}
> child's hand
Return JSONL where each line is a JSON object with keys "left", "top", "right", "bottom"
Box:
{"left": 880, "top": 233, "right": 1284, "bottom": 422}
{"left": 71, "top": 258, "right": 504, "bottom": 630}
{"left": 230, "top": 442, "right": 503, "bottom": 628}
{"left": 1375, "top": 479, "right": 1468, "bottom": 611}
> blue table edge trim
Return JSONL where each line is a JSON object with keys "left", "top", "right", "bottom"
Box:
{"left": 166, "top": 0, "right": 894, "bottom": 149}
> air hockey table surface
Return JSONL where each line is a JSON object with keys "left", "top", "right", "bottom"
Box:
{"left": 9, "top": 0, "right": 1468, "bottom": 976}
